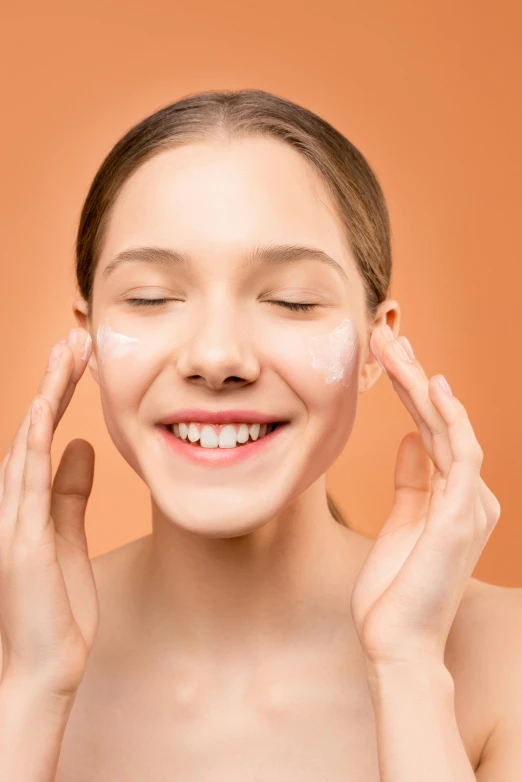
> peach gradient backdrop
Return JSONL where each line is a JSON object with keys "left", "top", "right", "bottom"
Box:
{"left": 1, "top": 1, "right": 521, "bottom": 585}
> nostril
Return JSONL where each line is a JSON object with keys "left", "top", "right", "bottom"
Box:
{"left": 224, "top": 377, "right": 246, "bottom": 385}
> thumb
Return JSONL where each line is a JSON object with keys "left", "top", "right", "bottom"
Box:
{"left": 51, "top": 439, "right": 95, "bottom": 555}
{"left": 381, "top": 431, "right": 434, "bottom": 536}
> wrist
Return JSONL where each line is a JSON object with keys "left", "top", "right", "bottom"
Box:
{"left": 0, "top": 669, "right": 76, "bottom": 782}
{"left": 0, "top": 669, "right": 78, "bottom": 714}
{"left": 364, "top": 657, "right": 455, "bottom": 702}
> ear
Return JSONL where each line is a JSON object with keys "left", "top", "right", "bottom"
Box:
{"left": 72, "top": 297, "right": 99, "bottom": 386}
{"left": 358, "top": 300, "right": 401, "bottom": 394}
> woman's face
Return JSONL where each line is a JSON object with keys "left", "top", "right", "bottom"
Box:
{"left": 80, "top": 136, "right": 382, "bottom": 535}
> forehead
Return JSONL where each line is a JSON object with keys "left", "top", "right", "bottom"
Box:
{"left": 97, "top": 136, "right": 355, "bottom": 279}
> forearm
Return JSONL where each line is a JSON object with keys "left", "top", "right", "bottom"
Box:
{"left": 0, "top": 673, "right": 75, "bottom": 782}
{"left": 366, "top": 660, "right": 476, "bottom": 781}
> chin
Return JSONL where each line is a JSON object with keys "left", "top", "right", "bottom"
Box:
{"left": 154, "top": 492, "right": 277, "bottom": 538}
{"left": 150, "top": 484, "right": 291, "bottom": 538}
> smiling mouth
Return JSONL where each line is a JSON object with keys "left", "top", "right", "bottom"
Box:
{"left": 162, "top": 422, "right": 284, "bottom": 449}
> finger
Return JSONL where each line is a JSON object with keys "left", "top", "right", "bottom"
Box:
{"left": 36, "top": 328, "right": 92, "bottom": 431}
{"left": 0, "top": 445, "right": 12, "bottom": 506}
{"left": 0, "top": 422, "right": 33, "bottom": 531}
{"left": 371, "top": 328, "right": 453, "bottom": 475}
{"left": 51, "top": 439, "right": 95, "bottom": 554}
{"left": 389, "top": 431, "right": 434, "bottom": 524}
{"left": 0, "top": 329, "right": 92, "bottom": 518}
{"left": 0, "top": 387, "right": 65, "bottom": 525}
{"left": 50, "top": 329, "right": 93, "bottom": 430}
{"left": 1, "top": 336, "right": 66, "bottom": 471}
{"left": 16, "top": 397, "right": 54, "bottom": 544}
{"left": 5, "top": 326, "right": 91, "bottom": 462}
{"left": 371, "top": 327, "right": 494, "bottom": 515}
{"left": 425, "top": 378, "right": 484, "bottom": 537}
{"left": 377, "top": 431, "right": 434, "bottom": 544}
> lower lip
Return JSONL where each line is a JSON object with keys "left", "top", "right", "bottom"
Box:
{"left": 157, "top": 423, "right": 289, "bottom": 466}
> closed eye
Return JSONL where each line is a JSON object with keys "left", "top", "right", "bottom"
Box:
{"left": 269, "top": 301, "right": 318, "bottom": 312}
{"left": 125, "top": 298, "right": 319, "bottom": 312}
{"left": 126, "top": 298, "right": 174, "bottom": 307}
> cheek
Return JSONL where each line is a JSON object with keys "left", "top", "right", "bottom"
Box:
{"left": 93, "top": 323, "right": 163, "bottom": 476}
{"left": 95, "top": 317, "right": 361, "bottom": 421}
{"left": 308, "top": 318, "right": 359, "bottom": 388}
{"left": 270, "top": 318, "right": 360, "bottom": 458}
{"left": 95, "top": 322, "right": 158, "bottom": 409}
{"left": 270, "top": 318, "right": 360, "bottom": 404}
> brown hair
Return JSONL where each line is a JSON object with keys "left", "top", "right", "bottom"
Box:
{"left": 75, "top": 88, "right": 393, "bottom": 530}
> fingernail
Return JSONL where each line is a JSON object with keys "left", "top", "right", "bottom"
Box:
{"left": 438, "top": 375, "right": 453, "bottom": 395}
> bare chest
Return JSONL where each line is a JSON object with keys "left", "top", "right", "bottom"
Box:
{"left": 55, "top": 658, "right": 486, "bottom": 781}
{"left": 57, "top": 678, "right": 377, "bottom": 781}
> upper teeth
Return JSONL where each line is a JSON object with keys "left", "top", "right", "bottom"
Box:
{"left": 172, "top": 422, "right": 272, "bottom": 449}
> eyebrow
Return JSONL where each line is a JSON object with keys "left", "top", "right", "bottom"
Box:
{"left": 101, "top": 243, "right": 350, "bottom": 283}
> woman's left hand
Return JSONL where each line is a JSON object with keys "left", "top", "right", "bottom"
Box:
{"left": 350, "top": 324, "right": 501, "bottom": 674}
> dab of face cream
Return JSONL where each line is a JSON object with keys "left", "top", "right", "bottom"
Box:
{"left": 96, "top": 321, "right": 142, "bottom": 361}
{"left": 308, "top": 318, "right": 358, "bottom": 387}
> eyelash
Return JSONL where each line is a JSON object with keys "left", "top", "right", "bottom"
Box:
{"left": 125, "top": 298, "right": 318, "bottom": 312}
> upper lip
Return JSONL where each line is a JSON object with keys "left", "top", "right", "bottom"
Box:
{"left": 157, "top": 409, "right": 287, "bottom": 426}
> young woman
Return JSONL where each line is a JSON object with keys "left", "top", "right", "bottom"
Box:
{"left": 0, "top": 89, "right": 518, "bottom": 781}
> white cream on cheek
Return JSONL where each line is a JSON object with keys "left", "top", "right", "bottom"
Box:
{"left": 94, "top": 317, "right": 359, "bottom": 391}
{"left": 307, "top": 318, "right": 359, "bottom": 387}
{"left": 96, "top": 321, "right": 143, "bottom": 362}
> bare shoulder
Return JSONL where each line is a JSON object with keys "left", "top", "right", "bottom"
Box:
{"left": 459, "top": 578, "right": 522, "bottom": 776}
{"left": 445, "top": 577, "right": 522, "bottom": 769}
{"left": 446, "top": 576, "right": 522, "bottom": 686}
{"left": 450, "top": 576, "right": 522, "bottom": 653}
{"left": 467, "top": 578, "right": 522, "bottom": 705}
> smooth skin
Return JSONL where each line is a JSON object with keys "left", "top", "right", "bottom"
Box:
{"left": 0, "top": 328, "right": 97, "bottom": 697}
{"left": 0, "top": 136, "right": 516, "bottom": 780}
{"left": 0, "top": 320, "right": 501, "bottom": 690}
{"left": 0, "top": 321, "right": 512, "bottom": 781}
{"left": 352, "top": 325, "right": 501, "bottom": 676}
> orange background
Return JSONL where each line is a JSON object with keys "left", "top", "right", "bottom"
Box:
{"left": 1, "top": 0, "right": 521, "bottom": 585}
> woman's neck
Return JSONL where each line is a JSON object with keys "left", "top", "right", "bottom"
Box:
{"left": 124, "top": 482, "right": 363, "bottom": 668}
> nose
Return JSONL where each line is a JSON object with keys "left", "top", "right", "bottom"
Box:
{"left": 175, "top": 301, "right": 261, "bottom": 391}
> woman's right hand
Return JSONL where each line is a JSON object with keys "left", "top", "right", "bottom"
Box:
{"left": 0, "top": 327, "right": 99, "bottom": 699}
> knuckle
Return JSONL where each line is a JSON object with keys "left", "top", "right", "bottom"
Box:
{"left": 472, "top": 443, "right": 484, "bottom": 466}
{"left": 453, "top": 396, "right": 467, "bottom": 414}
{"left": 431, "top": 421, "right": 447, "bottom": 438}
{"left": 489, "top": 495, "right": 501, "bottom": 521}
{"left": 22, "top": 460, "right": 51, "bottom": 496}
{"left": 22, "top": 472, "right": 42, "bottom": 495}
{"left": 28, "top": 396, "right": 49, "bottom": 430}
{"left": 453, "top": 397, "right": 472, "bottom": 423}
{"left": 33, "top": 393, "right": 48, "bottom": 409}
{"left": 461, "top": 439, "right": 483, "bottom": 468}
{"left": 9, "top": 439, "right": 25, "bottom": 459}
